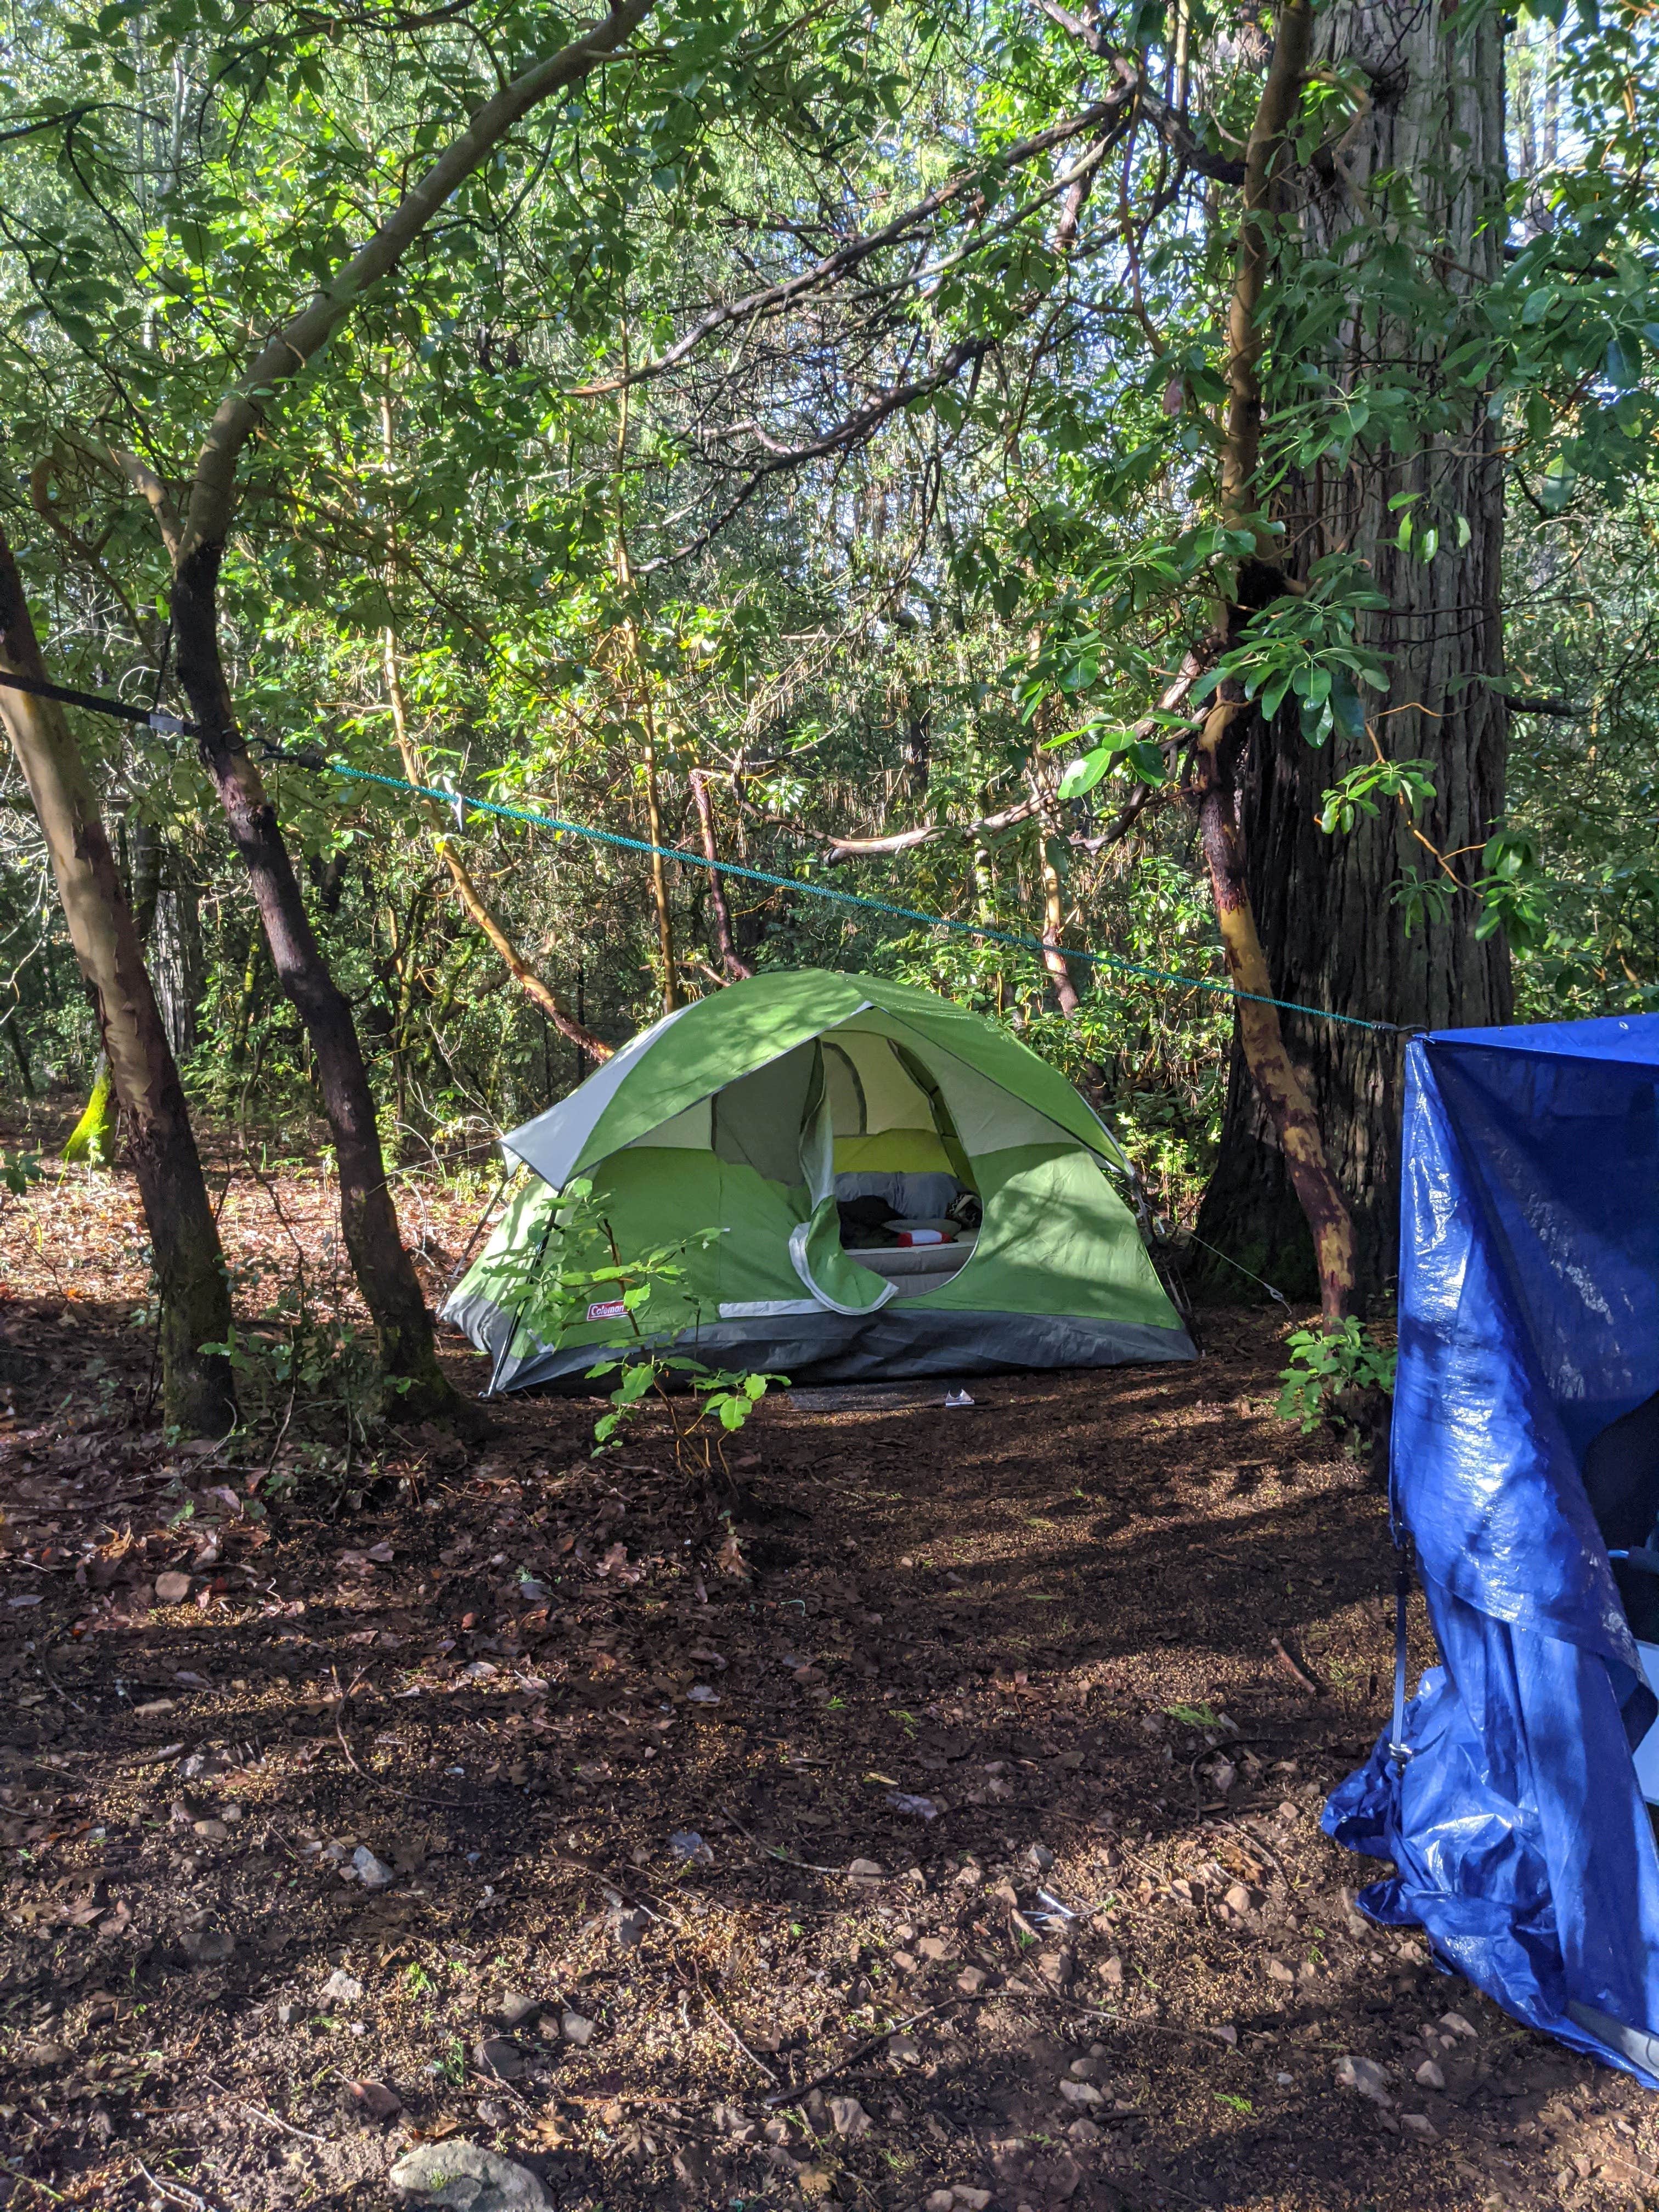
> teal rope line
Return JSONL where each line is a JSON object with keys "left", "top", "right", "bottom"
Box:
{"left": 260, "top": 743, "right": 1399, "bottom": 1037}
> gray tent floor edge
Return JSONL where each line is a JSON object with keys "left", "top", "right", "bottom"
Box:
{"left": 442, "top": 1290, "right": 1194, "bottom": 1395}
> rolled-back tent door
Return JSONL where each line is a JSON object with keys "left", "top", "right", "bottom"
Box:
{"left": 788, "top": 1041, "right": 894, "bottom": 1316}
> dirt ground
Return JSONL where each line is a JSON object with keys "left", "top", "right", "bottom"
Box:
{"left": 3, "top": 1133, "right": 1658, "bottom": 2212}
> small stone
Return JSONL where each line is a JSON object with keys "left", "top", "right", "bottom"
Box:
{"left": 891, "top": 1950, "right": 918, "bottom": 1974}
{"left": 1059, "top": 2080, "right": 1103, "bottom": 2107}
{"left": 1068, "top": 2118, "right": 1103, "bottom": 2146}
{"left": 347, "top": 2078, "right": 403, "bottom": 2123}
{"left": 1223, "top": 1882, "right": 1259, "bottom": 1917}
{"left": 669, "top": 1830, "right": 709, "bottom": 1862}
{"left": 1438, "top": 2011, "right": 1479, "bottom": 2041}
{"left": 1027, "top": 1844, "right": 1056, "bottom": 1872}
{"left": 926, "top": 2194, "right": 956, "bottom": 2212}
{"left": 611, "top": 1906, "right": 650, "bottom": 1948}
{"left": 1036, "top": 1949, "right": 1074, "bottom": 1987}
{"left": 1212, "top": 2023, "right": 1239, "bottom": 2049}
{"left": 498, "top": 1992, "right": 539, "bottom": 2030}
{"left": 956, "top": 1966, "right": 988, "bottom": 1996}
{"left": 561, "top": 2011, "right": 595, "bottom": 2046}
{"left": 179, "top": 1926, "right": 234, "bottom": 1967}
{"left": 1267, "top": 1959, "right": 1295, "bottom": 1985}
{"left": 847, "top": 1857, "right": 884, "bottom": 1880}
{"left": 830, "top": 2095, "right": 871, "bottom": 2138}
{"left": 352, "top": 1846, "right": 396, "bottom": 1890}
{"left": 1335, "top": 2054, "right": 1393, "bottom": 2107}
{"left": 1414, "top": 2058, "right": 1446, "bottom": 2090}
{"left": 797, "top": 2171, "right": 835, "bottom": 2202}
{"left": 155, "top": 1571, "right": 191, "bottom": 1604}
{"left": 321, "top": 1969, "right": 365, "bottom": 2004}
{"left": 475, "top": 2035, "right": 524, "bottom": 2081}
{"left": 989, "top": 1876, "right": 1019, "bottom": 1909}
{"left": 1068, "top": 2056, "right": 1101, "bottom": 2080}
{"left": 1401, "top": 2112, "right": 1437, "bottom": 2138}
{"left": 887, "top": 2034, "right": 921, "bottom": 2063}
{"left": 917, "top": 1936, "right": 951, "bottom": 1962}
{"left": 192, "top": 1818, "right": 230, "bottom": 1842}
{"left": 389, "top": 2139, "right": 552, "bottom": 2208}
{"left": 952, "top": 2191, "right": 992, "bottom": 2211}
{"left": 1095, "top": 1953, "right": 1124, "bottom": 1987}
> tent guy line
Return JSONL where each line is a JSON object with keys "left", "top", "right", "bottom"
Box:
{"left": 0, "top": 667, "right": 1398, "bottom": 1034}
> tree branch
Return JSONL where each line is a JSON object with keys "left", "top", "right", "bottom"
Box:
{"left": 179, "top": 0, "right": 654, "bottom": 567}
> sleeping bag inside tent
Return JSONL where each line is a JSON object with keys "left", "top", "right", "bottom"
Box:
{"left": 443, "top": 968, "right": 1193, "bottom": 1390}
{"left": 1326, "top": 1013, "right": 1659, "bottom": 2085}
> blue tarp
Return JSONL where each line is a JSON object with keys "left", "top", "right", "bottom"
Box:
{"left": 1325, "top": 1014, "right": 1659, "bottom": 2083}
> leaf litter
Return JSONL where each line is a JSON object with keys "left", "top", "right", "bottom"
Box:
{"left": 1, "top": 1136, "right": 1655, "bottom": 2211}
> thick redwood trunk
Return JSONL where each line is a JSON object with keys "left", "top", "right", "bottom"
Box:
{"left": 0, "top": 525, "right": 235, "bottom": 1434}
{"left": 1195, "top": 0, "right": 1511, "bottom": 1304}
{"left": 171, "top": 542, "right": 466, "bottom": 1423}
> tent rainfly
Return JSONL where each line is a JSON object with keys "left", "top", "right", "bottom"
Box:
{"left": 1328, "top": 1013, "right": 1659, "bottom": 2085}
{"left": 444, "top": 968, "right": 1193, "bottom": 1391}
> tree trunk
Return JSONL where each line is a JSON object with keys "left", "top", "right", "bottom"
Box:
{"left": 152, "top": 844, "right": 206, "bottom": 1062}
{"left": 0, "top": 524, "right": 235, "bottom": 1433}
{"left": 170, "top": 543, "right": 468, "bottom": 1425}
{"left": 63, "top": 1056, "right": 119, "bottom": 1165}
{"left": 380, "top": 622, "right": 613, "bottom": 1062}
{"left": 1195, "top": 0, "right": 1511, "bottom": 1305}
{"left": 690, "top": 770, "right": 753, "bottom": 982}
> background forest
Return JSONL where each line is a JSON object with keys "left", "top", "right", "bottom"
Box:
{"left": 2, "top": 0, "right": 1656, "bottom": 1362}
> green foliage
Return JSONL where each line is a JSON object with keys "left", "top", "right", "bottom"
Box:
{"left": 501, "top": 1178, "right": 782, "bottom": 1482}
{"left": 1277, "top": 1319, "right": 1397, "bottom": 1438}
{"left": 1, "top": 1148, "right": 43, "bottom": 1198}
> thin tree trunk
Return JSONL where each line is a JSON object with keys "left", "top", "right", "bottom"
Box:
{"left": 0, "top": 523, "right": 234, "bottom": 1432}
{"left": 1195, "top": 698, "right": 1356, "bottom": 1319}
{"left": 1028, "top": 752, "right": 1083, "bottom": 1017}
{"left": 169, "top": 547, "right": 466, "bottom": 1425}
{"left": 641, "top": 721, "right": 680, "bottom": 1013}
{"left": 690, "top": 770, "right": 753, "bottom": 981}
{"left": 383, "top": 635, "right": 613, "bottom": 1062}
{"left": 1195, "top": 0, "right": 1511, "bottom": 1304}
{"left": 110, "top": 4, "right": 651, "bottom": 1423}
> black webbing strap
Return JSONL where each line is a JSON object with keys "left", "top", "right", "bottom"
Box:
{"left": 0, "top": 667, "right": 196, "bottom": 736}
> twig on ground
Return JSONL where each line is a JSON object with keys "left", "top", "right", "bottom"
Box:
{"left": 133, "top": 2160, "right": 215, "bottom": 2212}
{"left": 691, "top": 1968, "right": 777, "bottom": 2085}
{"left": 763, "top": 1994, "right": 987, "bottom": 2108}
{"left": 721, "top": 1808, "right": 844, "bottom": 1875}
{"left": 1270, "top": 1635, "right": 1324, "bottom": 1696}
{"left": 204, "top": 2075, "right": 330, "bottom": 2146}
{"left": 328, "top": 1664, "right": 372, "bottom": 1778}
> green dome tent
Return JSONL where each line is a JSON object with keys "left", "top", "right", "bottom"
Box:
{"left": 443, "top": 969, "right": 1194, "bottom": 1391}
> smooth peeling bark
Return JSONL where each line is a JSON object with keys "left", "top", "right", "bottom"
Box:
{"left": 170, "top": 544, "right": 464, "bottom": 1423}
{"left": 1197, "top": 0, "right": 1511, "bottom": 1301}
{"left": 0, "top": 526, "right": 235, "bottom": 1434}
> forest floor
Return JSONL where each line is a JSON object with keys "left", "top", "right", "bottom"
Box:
{"left": 2, "top": 1121, "right": 1657, "bottom": 2212}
